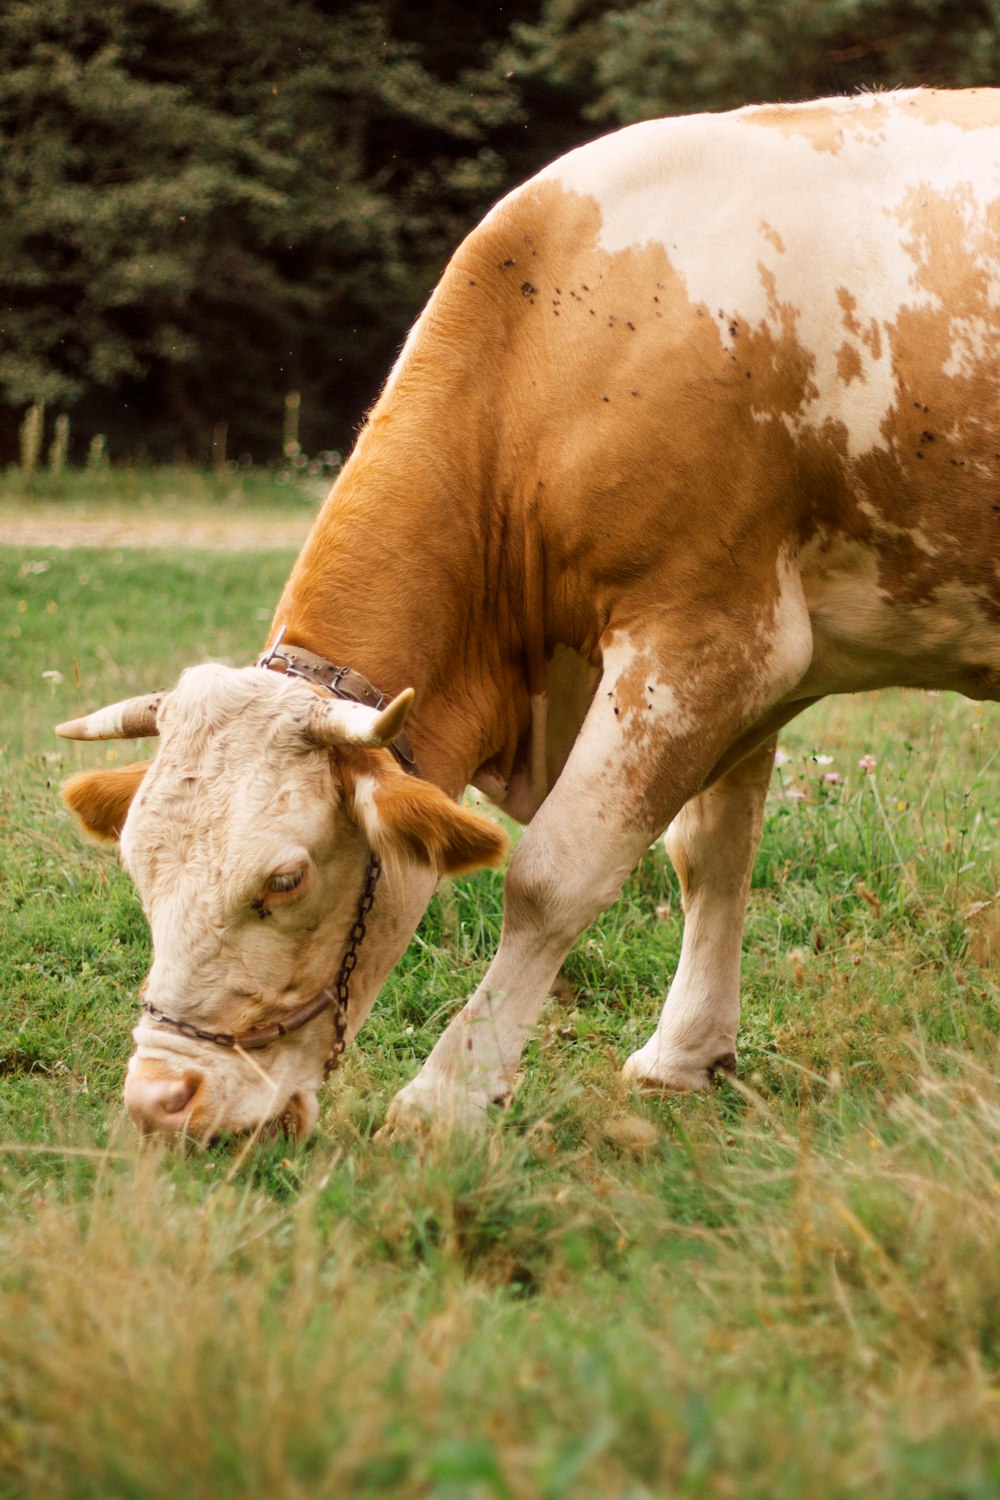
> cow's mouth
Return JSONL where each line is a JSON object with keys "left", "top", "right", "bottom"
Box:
{"left": 257, "top": 1090, "right": 319, "bottom": 1142}
{"left": 206, "top": 1090, "right": 319, "bottom": 1146}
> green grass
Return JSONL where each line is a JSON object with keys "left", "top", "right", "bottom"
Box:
{"left": 0, "top": 462, "right": 328, "bottom": 516}
{"left": 1, "top": 532, "right": 998, "bottom": 1498}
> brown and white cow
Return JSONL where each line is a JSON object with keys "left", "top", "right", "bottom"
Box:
{"left": 60, "top": 89, "right": 999, "bottom": 1139}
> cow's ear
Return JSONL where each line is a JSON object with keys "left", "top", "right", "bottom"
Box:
{"left": 61, "top": 760, "right": 152, "bottom": 844}
{"left": 338, "top": 750, "right": 508, "bottom": 875}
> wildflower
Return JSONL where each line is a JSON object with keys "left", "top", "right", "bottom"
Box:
{"left": 823, "top": 771, "right": 841, "bottom": 784}
{"left": 41, "top": 669, "right": 63, "bottom": 686}
{"left": 812, "top": 753, "right": 834, "bottom": 765}
{"left": 773, "top": 747, "right": 790, "bottom": 766}
{"left": 858, "top": 754, "right": 877, "bottom": 772}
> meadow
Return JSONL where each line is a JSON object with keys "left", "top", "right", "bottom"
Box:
{"left": 1, "top": 498, "right": 997, "bottom": 1498}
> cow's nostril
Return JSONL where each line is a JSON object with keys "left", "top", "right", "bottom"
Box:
{"left": 161, "top": 1075, "right": 199, "bottom": 1113}
{"left": 125, "top": 1072, "right": 201, "bottom": 1133}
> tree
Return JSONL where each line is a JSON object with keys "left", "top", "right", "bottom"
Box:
{"left": 2, "top": 1, "right": 996, "bottom": 460}
{"left": 0, "top": 0, "right": 525, "bottom": 458}
{"left": 510, "top": 0, "right": 1000, "bottom": 125}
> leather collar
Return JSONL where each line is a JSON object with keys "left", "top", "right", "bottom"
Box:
{"left": 255, "top": 629, "right": 419, "bottom": 775}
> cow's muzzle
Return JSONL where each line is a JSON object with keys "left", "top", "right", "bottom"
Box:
{"left": 125, "top": 1065, "right": 318, "bottom": 1142}
{"left": 125, "top": 1068, "right": 202, "bottom": 1135}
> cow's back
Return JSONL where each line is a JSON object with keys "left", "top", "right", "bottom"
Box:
{"left": 297, "top": 90, "right": 999, "bottom": 708}
{"left": 409, "top": 89, "right": 999, "bottom": 692}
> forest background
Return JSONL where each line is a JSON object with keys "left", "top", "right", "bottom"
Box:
{"left": 2, "top": 0, "right": 998, "bottom": 467}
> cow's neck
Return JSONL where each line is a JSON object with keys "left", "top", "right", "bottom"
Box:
{"left": 270, "top": 393, "right": 524, "bottom": 798}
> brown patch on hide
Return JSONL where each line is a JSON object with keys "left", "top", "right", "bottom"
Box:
{"left": 850, "top": 186, "right": 1000, "bottom": 626}
{"left": 836, "top": 288, "right": 882, "bottom": 360}
{"left": 741, "top": 96, "right": 891, "bottom": 154}
{"left": 836, "top": 342, "right": 864, "bottom": 385}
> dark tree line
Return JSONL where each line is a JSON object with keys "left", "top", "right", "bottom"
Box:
{"left": 1, "top": 0, "right": 996, "bottom": 462}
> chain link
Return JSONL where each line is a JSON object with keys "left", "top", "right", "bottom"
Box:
{"left": 140, "top": 852, "right": 382, "bottom": 1079}
{"left": 323, "top": 853, "right": 381, "bottom": 1077}
{"left": 141, "top": 1003, "right": 240, "bottom": 1049}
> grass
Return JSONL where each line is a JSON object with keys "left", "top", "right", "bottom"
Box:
{"left": 1, "top": 520, "right": 998, "bottom": 1498}
{"left": 0, "top": 461, "right": 328, "bottom": 523}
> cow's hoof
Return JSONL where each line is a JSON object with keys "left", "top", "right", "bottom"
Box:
{"left": 622, "top": 1045, "right": 737, "bottom": 1094}
{"left": 380, "top": 1073, "right": 496, "bottom": 1138}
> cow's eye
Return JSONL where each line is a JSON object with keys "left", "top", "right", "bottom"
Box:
{"left": 267, "top": 866, "right": 306, "bottom": 896}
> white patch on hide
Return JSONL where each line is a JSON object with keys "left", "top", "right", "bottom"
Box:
{"left": 530, "top": 92, "right": 1000, "bottom": 459}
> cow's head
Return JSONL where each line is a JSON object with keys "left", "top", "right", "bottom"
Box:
{"left": 58, "top": 664, "right": 506, "bottom": 1140}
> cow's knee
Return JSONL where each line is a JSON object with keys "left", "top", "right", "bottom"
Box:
{"left": 503, "top": 832, "right": 629, "bottom": 952}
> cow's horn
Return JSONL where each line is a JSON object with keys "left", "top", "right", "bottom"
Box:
{"left": 306, "top": 687, "right": 414, "bottom": 749}
{"left": 56, "top": 693, "right": 164, "bottom": 741}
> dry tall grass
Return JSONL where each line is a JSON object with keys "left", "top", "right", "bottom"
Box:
{"left": 1, "top": 1055, "right": 997, "bottom": 1498}
{"left": 1, "top": 539, "right": 997, "bottom": 1497}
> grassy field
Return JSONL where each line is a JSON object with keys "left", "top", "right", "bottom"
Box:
{"left": 1, "top": 521, "right": 998, "bottom": 1498}
{"left": 0, "top": 462, "right": 332, "bottom": 516}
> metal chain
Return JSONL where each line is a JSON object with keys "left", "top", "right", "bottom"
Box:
{"left": 141, "top": 1001, "right": 241, "bottom": 1049}
{"left": 140, "top": 852, "right": 382, "bottom": 1075}
{"left": 323, "top": 852, "right": 381, "bottom": 1077}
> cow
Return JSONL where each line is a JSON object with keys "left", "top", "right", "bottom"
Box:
{"left": 58, "top": 89, "right": 999, "bottom": 1141}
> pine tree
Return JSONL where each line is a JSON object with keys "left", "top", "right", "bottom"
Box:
{"left": 511, "top": 0, "right": 1000, "bottom": 126}
{"left": 0, "top": 0, "right": 526, "bottom": 458}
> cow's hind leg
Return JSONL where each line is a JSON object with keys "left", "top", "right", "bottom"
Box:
{"left": 622, "top": 735, "right": 776, "bottom": 1092}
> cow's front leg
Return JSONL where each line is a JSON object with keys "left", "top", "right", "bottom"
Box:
{"left": 385, "top": 610, "right": 806, "bottom": 1132}
{"left": 622, "top": 735, "right": 776, "bottom": 1092}
{"left": 385, "top": 791, "right": 654, "bottom": 1131}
